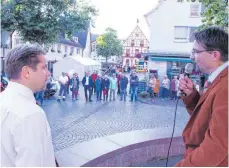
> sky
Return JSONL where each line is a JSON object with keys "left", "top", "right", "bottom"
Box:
{"left": 90, "top": 0, "right": 159, "bottom": 40}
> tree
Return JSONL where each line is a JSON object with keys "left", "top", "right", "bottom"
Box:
{"left": 1, "top": 0, "right": 97, "bottom": 45}
{"left": 96, "top": 28, "right": 123, "bottom": 63}
{"left": 178, "top": 0, "right": 228, "bottom": 29}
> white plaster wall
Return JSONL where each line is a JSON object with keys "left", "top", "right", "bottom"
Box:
{"left": 146, "top": 0, "right": 202, "bottom": 53}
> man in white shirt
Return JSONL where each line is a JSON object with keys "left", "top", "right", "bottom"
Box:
{"left": 0, "top": 44, "right": 56, "bottom": 167}
{"left": 57, "top": 72, "right": 68, "bottom": 101}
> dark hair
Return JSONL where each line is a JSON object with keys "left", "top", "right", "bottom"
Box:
{"left": 5, "top": 43, "right": 45, "bottom": 79}
{"left": 194, "top": 27, "right": 228, "bottom": 62}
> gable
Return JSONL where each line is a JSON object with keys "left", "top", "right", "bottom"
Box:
{"left": 144, "top": 0, "right": 166, "bottom": 17}
{"left": 123, "top": 25, "right": 149, "bottom": 46}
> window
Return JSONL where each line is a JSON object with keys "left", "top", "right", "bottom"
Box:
{"left": 135, "top": 49, "right": 139, "bottom": 57}
{"left": 190, "top": 4, "right": 200, "bottom": 17}
{"left": 92, "top": 43, "right": 96, "bottom": 52}
{"left": 57, "top": 44, "right": 61, "bottom": 51}
{"left": 76, "top": 48, "right": 80, "bottom": 54}
{"left": 135, "top": 40, "right": 140, "bottom": 46}
{"left": 174, "top": 26, "right": 198, "bottom": 42}
{"left": 131, "top": 40, "right": 135, "bottom": 46}
{"left": 65, "top": 46, "right": 68, "bottom": 53}
{"left": 135, "top": 33, "right": 139, "bottom": 37}
{"left": 140, "top": 40, "right": 144, "bottom": 47}
{"left": 174, "top": 26, "right": 189, "bottom": 41}
{"left": 70, "top": 47, "right": 74, "bottom": 54}
{"left": 126, "top": 49, "right": 130, "bottom": 56}
{"left": 51, "top": 44, "right": 55, "bottom": 50}
{"left": 73, "top": 36, "right": 78, "bottom": 42}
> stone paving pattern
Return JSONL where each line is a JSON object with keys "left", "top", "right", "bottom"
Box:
{"left": 42, "top": 84, "right": 189, "bottom": 152}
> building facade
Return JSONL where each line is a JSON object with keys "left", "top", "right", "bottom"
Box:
{"left": 122, "top": 25, "right": 149, "bottom": 72}
{"left": 144, "top": 0, "right": 203, "bottom": 84}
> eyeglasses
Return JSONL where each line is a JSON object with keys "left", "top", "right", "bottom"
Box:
{"left": 191, "top": 49, "right": 213, "bottom": 55}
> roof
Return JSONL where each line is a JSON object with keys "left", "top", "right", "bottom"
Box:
{"left": 141, "top": 51, "right": 191, "bottom": 58}
{"left": 144, "top": 0, "right": 166, "bottom": 26}
{"left": 59, "top": 39, "right": 83, "bottom": 48}
{"left": 69, "top": 56, "right": 101, "bottom": 66}
{"left": 74, "top": 32, "right": 88, "bottom": 48}
{"left": 124, "top": 25, "right": 149, "bottom": 44}
{"left": 144, "top": 0, "right": 165, "bottom": 17}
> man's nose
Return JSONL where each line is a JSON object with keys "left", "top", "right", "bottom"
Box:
{"left": 47, "top": 70, "right": 51, "bottom": 76}
{"left": 190, "top": 54, "right": 195, "bottom": 61}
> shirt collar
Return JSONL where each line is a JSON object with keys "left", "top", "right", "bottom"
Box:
{"left": 7, "top": 81, "right": 36, "bottom": 103}
{"left": 208, "top": 61, "right": 228, "bottom": 83}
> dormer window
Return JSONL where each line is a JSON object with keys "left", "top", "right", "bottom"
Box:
{"left": 73, "top": 36, "right": 78, "bottom": 42}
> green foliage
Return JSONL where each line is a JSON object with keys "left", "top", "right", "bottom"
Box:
{"left": 1, "top": 0, "right": 97, "bottom": 45}
{"left": 178, "top": 0, "right": 228, "bottom": 30}
{"left": 96, "top": 28, "right": 123, "bottom": 63}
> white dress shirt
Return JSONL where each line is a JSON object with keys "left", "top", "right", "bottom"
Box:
{"left": 208, "top": 61, "right": 228, "bottom": 83}
{"left": 58, "top": 75, "right": 68, "bottom": 85}
{"left": 85, "top": 76, "right": 89, "bottom": 85}
{"left": 0, "top": 82, "right": 55, "bottom": 167}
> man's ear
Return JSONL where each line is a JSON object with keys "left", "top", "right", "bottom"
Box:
{"left": 211, "top": 50, "right": 221, "bottom": 62}
{"left": 21, "top": 66, "right": 35, "bottom": 80}
{"left": 21, "top": 66, "right": 31, "bottom": 79}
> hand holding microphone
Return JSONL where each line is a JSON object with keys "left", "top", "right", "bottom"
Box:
{"left": 179, "top": 63, "right": 195, "bottom": 97}
{"left": 179, "top": 76, "right": 194, "bottom": 97}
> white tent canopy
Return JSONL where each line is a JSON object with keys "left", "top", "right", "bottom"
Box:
{"left": 53, "top": 56, "right": 101, "bottom": 81}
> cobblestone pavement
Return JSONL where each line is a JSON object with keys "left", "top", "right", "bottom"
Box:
{"left": 42, "top": 84, "right": 189, "bottom": 152}
{"left": 42, "top": 73, "right": 189, "bottom": 152}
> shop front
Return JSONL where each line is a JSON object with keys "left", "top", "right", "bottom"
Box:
{"left": 147, "top": 56, "right": 204, "bottom": 89}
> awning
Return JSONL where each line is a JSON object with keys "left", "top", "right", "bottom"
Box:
{"left": 151, "top": 56, "right": 193, "bottom": 63}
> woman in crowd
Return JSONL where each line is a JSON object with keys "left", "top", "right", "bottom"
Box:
{"left": 147, "top": 75, "right": 156, "bottom": 102}
{"left": 70, "top": 73, "right": 79, "bottom": 101}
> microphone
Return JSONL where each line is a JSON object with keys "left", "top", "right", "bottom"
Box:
{"left": 179, "top": 63, "right": 194, "bottom": 97}
{"left": 184, "top": 63, "right": 194, "bottom": 77}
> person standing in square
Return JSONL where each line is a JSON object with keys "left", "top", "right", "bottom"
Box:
{"left": 82, "top": 72, "right": 93, "bottom": 102}
{"left": 101, "top": 75, "right": 110, "bottom": 101}
{"left": 1, "top": 44, "right": 56, "bottom": 166}
{"left": 70, "top": 73, "right": 79, "bottom": 101}
{"left": 109, "top": 73, "right": 118, "bottom": 101}
{"left": 119, "top": 73, "right": 128, "bottom": 101}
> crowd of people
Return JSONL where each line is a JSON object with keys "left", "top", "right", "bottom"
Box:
{"left": 55, "top": 70, "right": 140, "bottom": 103}
{"left": 33, "top": 68, "right": 201, "bottom": 105}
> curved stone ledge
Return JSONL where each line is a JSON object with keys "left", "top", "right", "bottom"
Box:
{"left": 82, "top": 136, "right": 184, "bottom": 167}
